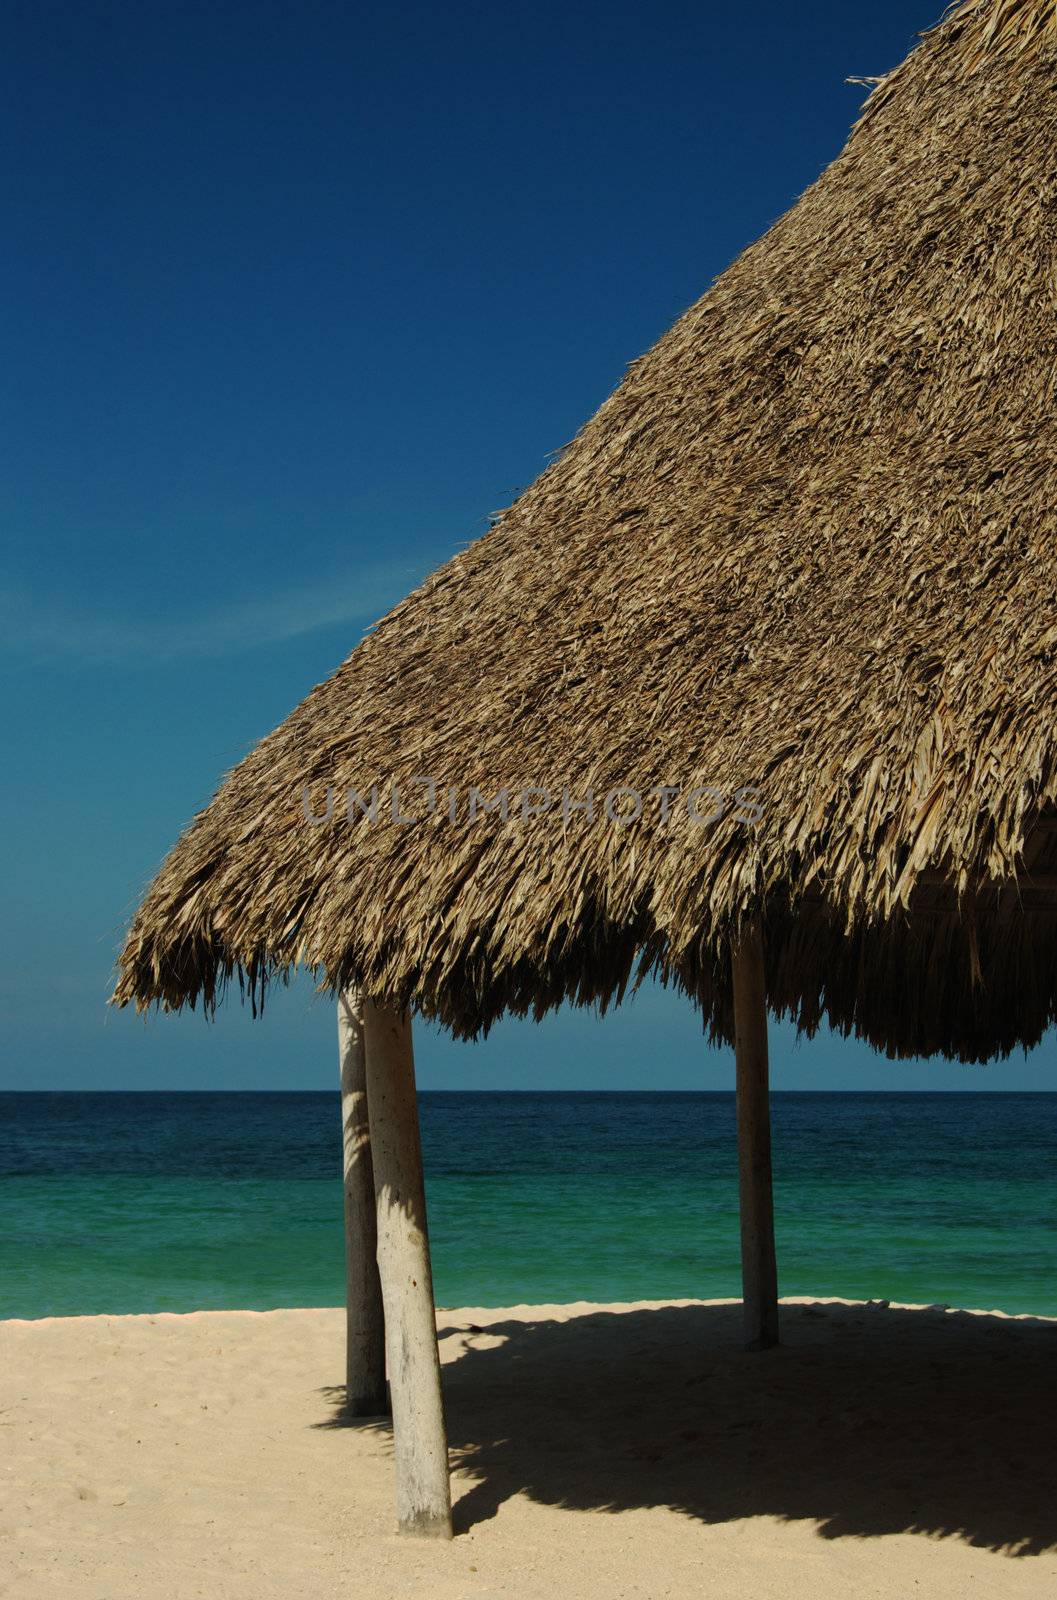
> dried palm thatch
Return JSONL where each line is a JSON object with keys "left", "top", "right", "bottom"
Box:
{"left": 114, "top": 0, "right": 1057, "bottom": 1063}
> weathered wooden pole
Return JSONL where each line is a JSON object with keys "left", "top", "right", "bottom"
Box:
{"left": 338, "top": 989, "right": 388, "bottom": 1416}
{"left": 363, "top": 1003, "right": 452, "bottom": 1538}
{"left": 731, "top": 918, "right": 780, "bottom": 1350}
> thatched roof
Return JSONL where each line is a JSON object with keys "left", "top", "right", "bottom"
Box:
{"left": 114, "top": 0, "right": 1057, "bottom": 1063}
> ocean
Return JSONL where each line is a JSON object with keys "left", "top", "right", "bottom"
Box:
{"left": 1, "top": 1091, "right": 1054, "bottom": 1320}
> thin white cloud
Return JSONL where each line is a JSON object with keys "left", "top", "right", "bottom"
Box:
{"left": 0, "top": 561, "right": 427, "bottom": 662}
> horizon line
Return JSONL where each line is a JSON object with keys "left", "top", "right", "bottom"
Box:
{"left": 2, "top": 1086, "right": 1054, "bottom": 1095}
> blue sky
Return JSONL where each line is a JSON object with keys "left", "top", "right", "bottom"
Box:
{"left": 3, "top": 0, "right": 1052, "bottom": 1090}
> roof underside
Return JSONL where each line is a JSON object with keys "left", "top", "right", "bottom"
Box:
{"left": 114, "top": 0, "right": 1057, "bottom": 1064}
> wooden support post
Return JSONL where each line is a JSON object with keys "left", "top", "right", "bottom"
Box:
{"left": 364, "top": 1004, "right": 452, "bottom": 1539}
{"left": 732, "top": 920, "right": 780, "bottom": 1351}
{"left": 338, "top": 990, "right": 388, "bottom": 1416}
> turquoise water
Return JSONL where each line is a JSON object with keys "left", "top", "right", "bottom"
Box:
{"left": 1, "top": 1092, "right": 1054, "bottom": 1319}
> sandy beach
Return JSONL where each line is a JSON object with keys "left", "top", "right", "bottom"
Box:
{"left": 2, "top": 1296, "right": 1055, "bottom": 1598}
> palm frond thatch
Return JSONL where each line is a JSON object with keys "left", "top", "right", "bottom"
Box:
{"left": 113, "top": 0, "right": 1057, "bottom": 1062}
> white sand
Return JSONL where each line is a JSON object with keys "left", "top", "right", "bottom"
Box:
{"left": 2, "top": 1297, "right": 1055, "bottom": 1599}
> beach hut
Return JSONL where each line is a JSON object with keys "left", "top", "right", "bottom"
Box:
{"left": 113, "top": 0, "right": 1057, "bottom": 1541}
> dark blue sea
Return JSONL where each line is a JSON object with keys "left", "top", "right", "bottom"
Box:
{"left": 1, "top": 1092, "right": 1054, "bottom": 1319}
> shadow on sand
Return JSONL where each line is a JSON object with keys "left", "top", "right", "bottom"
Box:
{"left": 317, "top": 1299, "right": 1056, "bottom": 1555}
